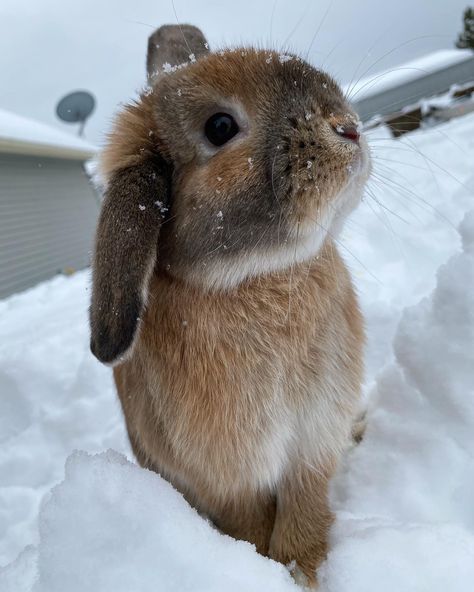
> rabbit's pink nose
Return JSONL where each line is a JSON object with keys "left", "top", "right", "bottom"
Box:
{"left": 333, "top": 123, "right": 360, "bottom": 144}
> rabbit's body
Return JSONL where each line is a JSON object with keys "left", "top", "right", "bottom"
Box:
{"left": 90, "top": 32, "right": 370, "bottom": 587}
{"left": 116, "top": 242, "right": 362, "bottom": 501}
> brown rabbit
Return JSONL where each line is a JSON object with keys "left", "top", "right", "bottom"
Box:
{"left": 90, "top": 25, "right": 370, "bottom": 588}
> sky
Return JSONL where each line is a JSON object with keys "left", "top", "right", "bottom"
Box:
{"left": 0, "top": 0, "right": 468, "bottom": 144}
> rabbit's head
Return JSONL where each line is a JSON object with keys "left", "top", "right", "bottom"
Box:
{"left": 90, "top": 28, "right": 370, "bottom": 364}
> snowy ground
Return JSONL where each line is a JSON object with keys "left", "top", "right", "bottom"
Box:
{"left": 0, "top": 113, "right": 473, "bottom": 591}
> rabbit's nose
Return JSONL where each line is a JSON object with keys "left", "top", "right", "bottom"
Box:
{"left": 332, "top": 123, "right": 360, "bottom": 145}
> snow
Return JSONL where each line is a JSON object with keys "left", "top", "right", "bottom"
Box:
{"left": 1, "top": 112, "right": 474, "bottom": 590}
{"left": 322, "top": 209, "right": 474, "bottom": 592}
{"left": 27, "top": 450, "right": 296, "bottom": 592}
{"left": 346, "top": 114, "right": 474, "bottom": 383}
{"left": 345, "top": 49, "right": 474, "bottom": 102}
{"left": 0, "top": 107, "right": 97, "bottom": 158}
{"left": 0, "top": 274, "right": 127, "bottom": 569}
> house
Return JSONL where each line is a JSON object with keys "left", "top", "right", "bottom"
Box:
{"left": 0, "top": 108, "right": 99, "bottom": 298}
{"left": 348, "top": 49, "right": 474, "bottom": 129}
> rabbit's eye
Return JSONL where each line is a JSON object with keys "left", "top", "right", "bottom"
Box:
{"left": 204, "top": 113, "right": 239, "bottom": 146}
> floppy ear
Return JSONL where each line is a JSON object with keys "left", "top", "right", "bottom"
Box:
{"left": 90, "top": 149, "right": 171, "bottom": 365}
{"left": 147, "top": 24, "right": 209, "bottom": 82}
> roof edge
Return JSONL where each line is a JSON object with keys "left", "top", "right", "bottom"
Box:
{"left": 0, "top": 137, "right": 97, "bottom": 161}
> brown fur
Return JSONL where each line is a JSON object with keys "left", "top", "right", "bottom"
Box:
{"left": 99, "top": 96, "right": 160, "bottom": 180}
{"left": 113, "top": 243, "right": 363, "bottom": 586}
{"left": 91, "top": 34, "right": 369, "bottom": 587}
{"left": 146, "top": 24, "right": 209, "bottom": 83}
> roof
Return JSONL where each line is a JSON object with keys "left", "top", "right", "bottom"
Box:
{"left": 0, "top": 107, "right": 97, "bottom": 160}
{"left": 345, "top": 49, "right": 474, "bottom": 103}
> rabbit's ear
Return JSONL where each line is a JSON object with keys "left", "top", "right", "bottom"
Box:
{"left": 90, "top": 156, "right": 171, "bottom": 365}
{"left": 147, "top": 24, "right": 209, "bottom": 82}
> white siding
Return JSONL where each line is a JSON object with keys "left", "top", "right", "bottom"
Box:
{"left": 0, "top": 153, "right": 99, "bottom": 298}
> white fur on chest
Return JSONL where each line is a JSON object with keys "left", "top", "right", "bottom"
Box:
{"left": 206, "top": 367, "right": 357, "bottom": 495}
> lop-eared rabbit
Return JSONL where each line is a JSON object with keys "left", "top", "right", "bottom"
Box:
{"left": 90, "top": 24, "right": 370, "bottom": 588}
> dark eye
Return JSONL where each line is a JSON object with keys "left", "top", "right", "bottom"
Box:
{"left": 204, "top": 113, "right": 239, "bottom": 146}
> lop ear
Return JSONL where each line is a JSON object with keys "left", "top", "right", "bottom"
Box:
{"left": 90, "top": 158, "right": 170, "bottom": 364}
{"left": 90, "top": 137, "right": 171, "bottom": 364}
{"left": 147, "top": 24, "right": 209, "bottom": 82}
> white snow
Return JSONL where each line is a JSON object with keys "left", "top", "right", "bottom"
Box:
{"left": 346, "top": 114, "right": 474, "bottom": 384}
{"left": 22, "top": 450, "right": 297, "bottom": 592}
{"left": 345, "top": 49, "right": 474, "bottom": 102}
{"left": 0, "top": 112, "right": 474, "bottom": 590}
{"left": 322, "top": 209, "right": 474, "bottom": 592}
{"left": 0, "top": 107, "right": 97, "bottom": 159}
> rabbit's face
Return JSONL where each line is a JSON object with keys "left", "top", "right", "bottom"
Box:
{"left": 91, "top": 46, "right": 370, "bottom": 363}
{"left": 151, "top": 49, "right": 370, "bottom": 288}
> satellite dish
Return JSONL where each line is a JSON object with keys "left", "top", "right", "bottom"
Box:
{"left": 56, "top": 90, "right": 95, "bottom": 136}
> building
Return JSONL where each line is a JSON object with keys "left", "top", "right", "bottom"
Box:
{"left": 349, "top": 49, "right": 474, "bottom": 124}
{"left": 0, "top": 108, "right": 99, "bottom": 298}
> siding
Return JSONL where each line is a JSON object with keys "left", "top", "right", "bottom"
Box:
{"left": 353, "top": 55, "right": 474, "bottom": 121}
{"left": 0, "top": 153, "right": 100, "bottom": 298}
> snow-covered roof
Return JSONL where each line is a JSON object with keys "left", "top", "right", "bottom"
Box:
{"left": 0, "top": 107, "right": 97, "bottom": 160}
{"left": 346, "top": 49, "right": 474, "bottom": 102}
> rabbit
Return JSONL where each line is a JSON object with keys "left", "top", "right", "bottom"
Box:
{"left": 90, "top": 24, "right": 370, "bottom": 589}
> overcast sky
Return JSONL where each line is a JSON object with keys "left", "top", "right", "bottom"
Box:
{"left": 0, "top": 0, "right": 468, "bottom": 144}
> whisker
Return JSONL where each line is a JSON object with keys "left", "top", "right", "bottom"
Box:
{"left": 371, "top": 155, "right": 440, "bottom": 173}
{"left": 344, "top": 24, "right": 394, "bottom": 101}
{"left": 365, "top": 184, "right": 411, "bottom": 225}
{"left": 302, "top": 212, "right": 383, "bottom": 284}
{"left": 282, "top": 0, "right": 312, "bottom": 49}
{"left": 397, "top": 134, "right": 470, "bottom": 192}
{"left": 366, "top": 176, "right": 423, "bottom": 225}
{"left": 344, "top": 34, "right": 452, "bottom": 101}
{"left": 348, "top": 66, "right": 433, "bottom": 104}
{"left": 304, "top": 0, "right": 334, "bottom": 63}
{"left": 125, "top": 19, "right": 155, "bottom": 29}
{"left": 370, "top": 170, "right": 455, "bottom": 230}
{"left": 171, "top": 0, "right": 194, "bottom": 57}
{"left": 269, "top": 0, "right": 278, "bottom": 44}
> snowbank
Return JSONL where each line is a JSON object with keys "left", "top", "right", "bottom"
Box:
{"left": 346, "top": 113, "right": 474, "bottom": 385}
{"left": 9, "top": 450, "right": 297, "bottom": 592}
{"left": 0, "top": 273, "right": 128, "bottom": 567}
{"left": 322, "top": 208, "right": 474, "bottom": 592}
{"left": 1, "top": 113, "right": 473, "bottom": 590}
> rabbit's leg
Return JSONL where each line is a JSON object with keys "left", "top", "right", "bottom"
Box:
{"left": 212, "top": 492, "right": 276, "bottom": 555}
{"left": 269, "top": 464, "right": 334, "bottom": 588}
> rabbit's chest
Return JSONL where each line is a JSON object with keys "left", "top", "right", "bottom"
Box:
{"left": 127, "top": 259, "right": 361, "bottom": 494}
{"left": 147, "top": 342, "right": 295, "bottom": 494}
{"left": 136, "top": 336, "right": 353, "bottom": 497}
